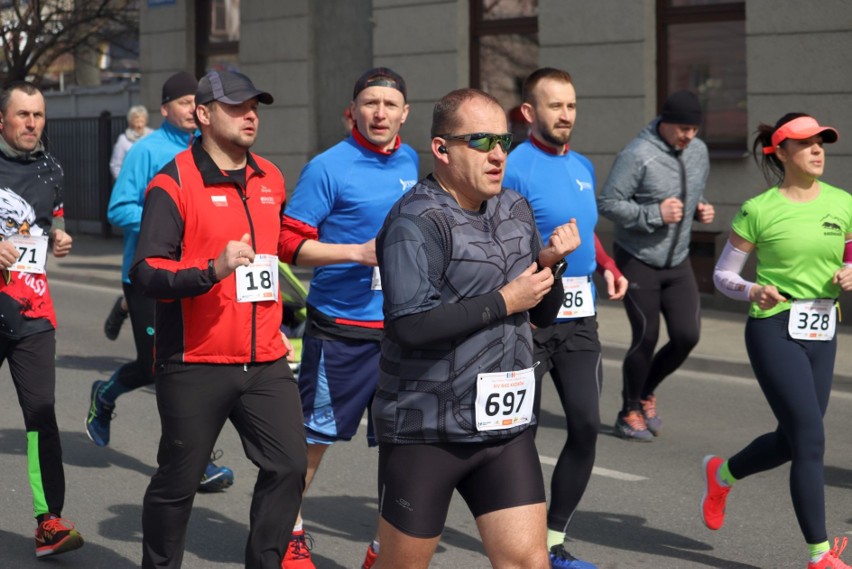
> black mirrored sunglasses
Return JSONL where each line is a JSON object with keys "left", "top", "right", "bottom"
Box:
{"left": 439, "top": 132, "right": 513, "bottom": 153}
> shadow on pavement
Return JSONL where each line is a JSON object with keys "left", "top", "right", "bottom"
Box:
{"left": 0, "top": 528, "right": 137, "bottom": 568}
{"left": 0, "top": 429, "right": 156, "bottom": 480}
{"left": 570, "top": 511, "right": 761, "bottom": 568}
{"left": 824, "top": 464, "right": 852, "bottom": 491}
{"left": 56, "top": 354, "right": 134, "bottom": 375}
{"left": 100, "top": 503, "right": 249, "bottom": 566}
{"left": 302, "top": 494, "right": 486, "bottom": 564}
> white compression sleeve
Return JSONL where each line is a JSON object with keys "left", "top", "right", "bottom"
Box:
{"left": 713, "top": 240, "right": 755, "bottom": 302}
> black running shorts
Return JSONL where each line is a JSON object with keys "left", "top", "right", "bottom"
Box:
{"left": 377, "top": 428, "right": 545, "bottom": 537}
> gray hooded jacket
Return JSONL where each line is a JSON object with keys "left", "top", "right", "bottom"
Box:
{"left": 598, "top": 118, "right": 709, "bottom": 268}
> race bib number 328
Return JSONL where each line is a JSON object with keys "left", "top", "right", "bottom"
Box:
{"left": 787, "top": 298, "right": 836, "bottom": 341}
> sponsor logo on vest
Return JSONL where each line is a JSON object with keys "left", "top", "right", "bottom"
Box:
{"left": 211, "top": 195, "right": 228, "bottom": 207}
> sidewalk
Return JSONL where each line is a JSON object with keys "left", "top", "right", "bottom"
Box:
{"left": 48, "top": 234, "right": 852, "bottom": 390}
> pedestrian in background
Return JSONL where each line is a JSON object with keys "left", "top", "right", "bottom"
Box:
{"left": 706, "top": 113, "right": 852, "bottom": 569}
{"left": 109, "top": 104, "right": 153, "bottom": 180}
{"left": 597, "top": 90, "right": 714, "bottom": 441}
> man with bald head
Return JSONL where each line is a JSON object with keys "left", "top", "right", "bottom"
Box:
{"left": 372, "top": 88, "right": 579, "bottom": 568}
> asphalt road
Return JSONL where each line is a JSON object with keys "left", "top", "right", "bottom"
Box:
{"left": 0, "top": 279, "right": 851, "bottom": 568}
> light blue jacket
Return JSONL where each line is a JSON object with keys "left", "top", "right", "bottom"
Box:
{"left": 108, "top": 121, "right": 193, "bottom": 283}
{"left": 597, "top": 118, "right": 709, "bottom": 268}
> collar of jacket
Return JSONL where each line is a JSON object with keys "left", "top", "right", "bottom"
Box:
{"left": 0, "top": 132, "right": 46, "bottom": 162}
{"left": 159, "top": 120, "right": 196, "bottom": 148}
{"left": 190, "top": 137, "right": 266, "bottom": 188}
{"left": 352, "top": 126, "right": 401, "bottom": 155}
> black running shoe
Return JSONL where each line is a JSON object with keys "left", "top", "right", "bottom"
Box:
{"left": 103, "top": 296, "right": 128, "bottom": 341}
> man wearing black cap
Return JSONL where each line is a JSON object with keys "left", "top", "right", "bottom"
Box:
{"left": 87, "top": 71, "right": 236, "bottom": 491}
{"left": 278, "top": 67, "right": 418, "bottom": 569}
{"left": 598, "top": 90, "right": 715, "bottom": 442}
{"left": 132, "top": 69, "right": 306, "bottom": 569}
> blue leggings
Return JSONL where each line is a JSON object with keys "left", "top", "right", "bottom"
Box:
{"left": 728, "top": 312, "right": 836, "bottom": 544}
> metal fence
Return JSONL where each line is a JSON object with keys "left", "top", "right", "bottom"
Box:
{"left": 43, "top": 113, "right": 127, "bottom": 236}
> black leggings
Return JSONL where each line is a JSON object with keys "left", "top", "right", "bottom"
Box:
{"left": 1, "top": 330, "right": 65, "bottom": 517}
{"left": 728, "top": 313, "right": 836, "bottom": 545}
{"left": 531, "top": 318, "right": 601, "bottom": 532}
{"left": 615, "top": 247, "right": 700, "bottom": 410}
{"left": 111, "top": 281, "right": 156, "bottom": 391}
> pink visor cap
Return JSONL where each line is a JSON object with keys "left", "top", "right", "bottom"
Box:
{"left": 763, "top": 116, "right": 839, "bottom": 155}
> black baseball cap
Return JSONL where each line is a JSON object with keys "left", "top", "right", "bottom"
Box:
{"left": 196, "top": 70, "right": 274, "bottom": 106}
{"left": 352, "top": 67, "right": 407, "bottom": 101}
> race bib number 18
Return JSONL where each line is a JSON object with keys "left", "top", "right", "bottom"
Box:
{"left": 475, "top": 366, "right": 535, "bottom": 431}
{"left": 6, "top": 234, "right": 48, "bottom": 274}
{"left": 235, "top": 254, "right": 279, "bottom": 303}
{"left": 788, "top": 299, "right": 836, "bottom": 341}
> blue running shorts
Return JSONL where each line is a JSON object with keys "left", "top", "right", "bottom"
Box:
{"left": 298, "top": 334, "right": 380, "bottom": 445}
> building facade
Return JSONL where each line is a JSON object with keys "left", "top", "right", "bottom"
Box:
{"left": 139, "top": 0, "right": 852, "bottom": 302}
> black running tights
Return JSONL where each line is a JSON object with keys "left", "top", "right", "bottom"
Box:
{"left": 615, "top": 249, "right": 700, "bottom": 411}
{"left": 728, "top": 312, "right": 835, "bottom": 545}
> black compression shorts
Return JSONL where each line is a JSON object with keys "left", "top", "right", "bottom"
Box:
{"left": 377, "top": 428, "right": 545, "bottom": 537}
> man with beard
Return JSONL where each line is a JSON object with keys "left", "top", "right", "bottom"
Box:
{"left": 132, "top": 70, "right": 306, "bottom": 569}
{"left": 504, "top": 67, "right": 627, "bottom": 569}
{"left": 87, "top": 71, "right": 235, "bottom": 491}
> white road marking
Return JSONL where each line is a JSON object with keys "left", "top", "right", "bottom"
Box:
{"left": 538, "top": 455, "right": 648, "bottom": 481}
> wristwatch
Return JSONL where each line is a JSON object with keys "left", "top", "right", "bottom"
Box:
{"left": 207, "top": 258, "right": 219, "bottom": 283}
{"left": 537, "top": 259, "right": 568, "bottom": 279}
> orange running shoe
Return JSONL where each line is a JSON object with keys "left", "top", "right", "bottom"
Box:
{"left": 282, "top": 530, "right": 315, "bottom": 569}
{"left": 35, "top": 515, "right": 84, "bottom": 558}
{"left": 701, "top": 455, "right": 731, "bottom": 530}
{"left": 808, "top": 537, "right": 851, "bottom": 569}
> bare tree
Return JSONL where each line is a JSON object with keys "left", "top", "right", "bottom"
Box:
{"left": 0, "top": 0, "right": 139, "bottom": 86}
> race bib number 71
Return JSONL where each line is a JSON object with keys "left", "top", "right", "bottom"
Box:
{"left": 6, "top": 234, "right": 48, "bottom": 274}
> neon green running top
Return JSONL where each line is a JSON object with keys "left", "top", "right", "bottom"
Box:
{"left": 731, "top": 181, "right": 852, "bottom": 319}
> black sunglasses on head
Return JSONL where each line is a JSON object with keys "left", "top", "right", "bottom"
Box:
{"left": 438, "top": 132, "right": 513, "bottom": 153}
